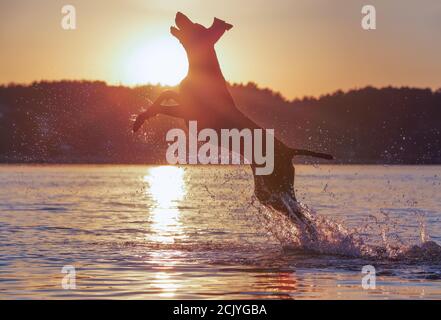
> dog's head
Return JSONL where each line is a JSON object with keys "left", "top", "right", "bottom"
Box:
{"left": 170, "top": 12, "right": 233, "bottom": 50}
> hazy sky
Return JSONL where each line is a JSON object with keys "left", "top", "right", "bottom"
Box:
{"left": 1, "top": 0, "right": 440, "bottom": 99}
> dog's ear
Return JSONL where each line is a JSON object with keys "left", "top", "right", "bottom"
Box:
{"left": 208, "top": 17, "right": 233, "bottom": 44}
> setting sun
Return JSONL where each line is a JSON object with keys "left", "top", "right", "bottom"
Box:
{"left": 122, "top": 36, "right": 188, "bottom": 86}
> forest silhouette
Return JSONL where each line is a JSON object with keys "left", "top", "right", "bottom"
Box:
{"left": 0, "top": 80, "right": 440, "bottom": 164}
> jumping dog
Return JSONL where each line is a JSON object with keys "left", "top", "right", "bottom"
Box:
{"left": 133, "top": 12, "right": 333, "bottom": 229}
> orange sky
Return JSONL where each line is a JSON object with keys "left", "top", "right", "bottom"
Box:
{"left": 1, "top": 0, "right": 440, "bottom": 99}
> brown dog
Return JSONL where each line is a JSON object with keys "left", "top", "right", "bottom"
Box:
{"left": 134, "top": 12, "right": 332, "bottom": 227}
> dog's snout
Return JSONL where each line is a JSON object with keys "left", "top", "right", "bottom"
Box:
{"left": 175, "top": 12, "right": 184, "bottom": 21}
{"left": 175, "top": 12, "right": 193, "bottom": 30}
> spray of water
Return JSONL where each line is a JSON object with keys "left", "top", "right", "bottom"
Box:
{"left": 250, "top": 191, "right": 441, "bottom": 262}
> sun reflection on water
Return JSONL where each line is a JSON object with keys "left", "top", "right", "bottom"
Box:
{"left": 144, "top": 166, "right": 186, "bottom": 244}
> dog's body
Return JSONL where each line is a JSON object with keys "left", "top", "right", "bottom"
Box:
{"left": 134, "top": 12, "right": 332, "bottom": 225}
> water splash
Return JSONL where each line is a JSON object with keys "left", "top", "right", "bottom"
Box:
{"left": 251, "top": 192, "right": 441, "bottom": 262}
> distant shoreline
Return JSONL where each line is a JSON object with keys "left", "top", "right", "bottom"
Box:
{"left": 2, "top": 81, "right": 440, "bottom": 165}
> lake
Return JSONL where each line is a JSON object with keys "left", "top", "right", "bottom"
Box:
{"left": 0, "top": 164, "right": 440, "bottom": 299}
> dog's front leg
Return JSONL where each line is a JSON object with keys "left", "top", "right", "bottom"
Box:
{"left": 133, "top": 90, "right": 180, "bottom": 132}
{"left": 154, "top": 104, "right": 186, "bottom": 119}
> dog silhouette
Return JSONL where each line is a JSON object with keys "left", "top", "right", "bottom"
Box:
{"left": 134, "top": 12, "right": 332, "bottom": 228}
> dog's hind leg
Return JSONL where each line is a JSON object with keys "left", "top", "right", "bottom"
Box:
{"left": 279, "top": 194, "right": 318, "bottom": 242}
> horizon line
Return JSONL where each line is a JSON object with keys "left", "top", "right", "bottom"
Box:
{"left": 1, "top": 79, "right": 440, "bottom": 102}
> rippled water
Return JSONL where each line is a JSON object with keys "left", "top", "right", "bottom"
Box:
{"left": 0, "top": 165, "right": 440, "bottom": 299}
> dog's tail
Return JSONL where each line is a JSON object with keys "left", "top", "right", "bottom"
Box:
{"left": 291, "top": 148, "right": 334, "bottom": 160}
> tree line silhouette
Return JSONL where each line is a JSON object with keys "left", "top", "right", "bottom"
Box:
{"left": 0, "top": 80, "right": 440, "bottom": 164}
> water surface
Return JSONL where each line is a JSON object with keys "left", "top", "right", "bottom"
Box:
{"left": 0, "top": 165, "right": 440, "bottom": 299}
